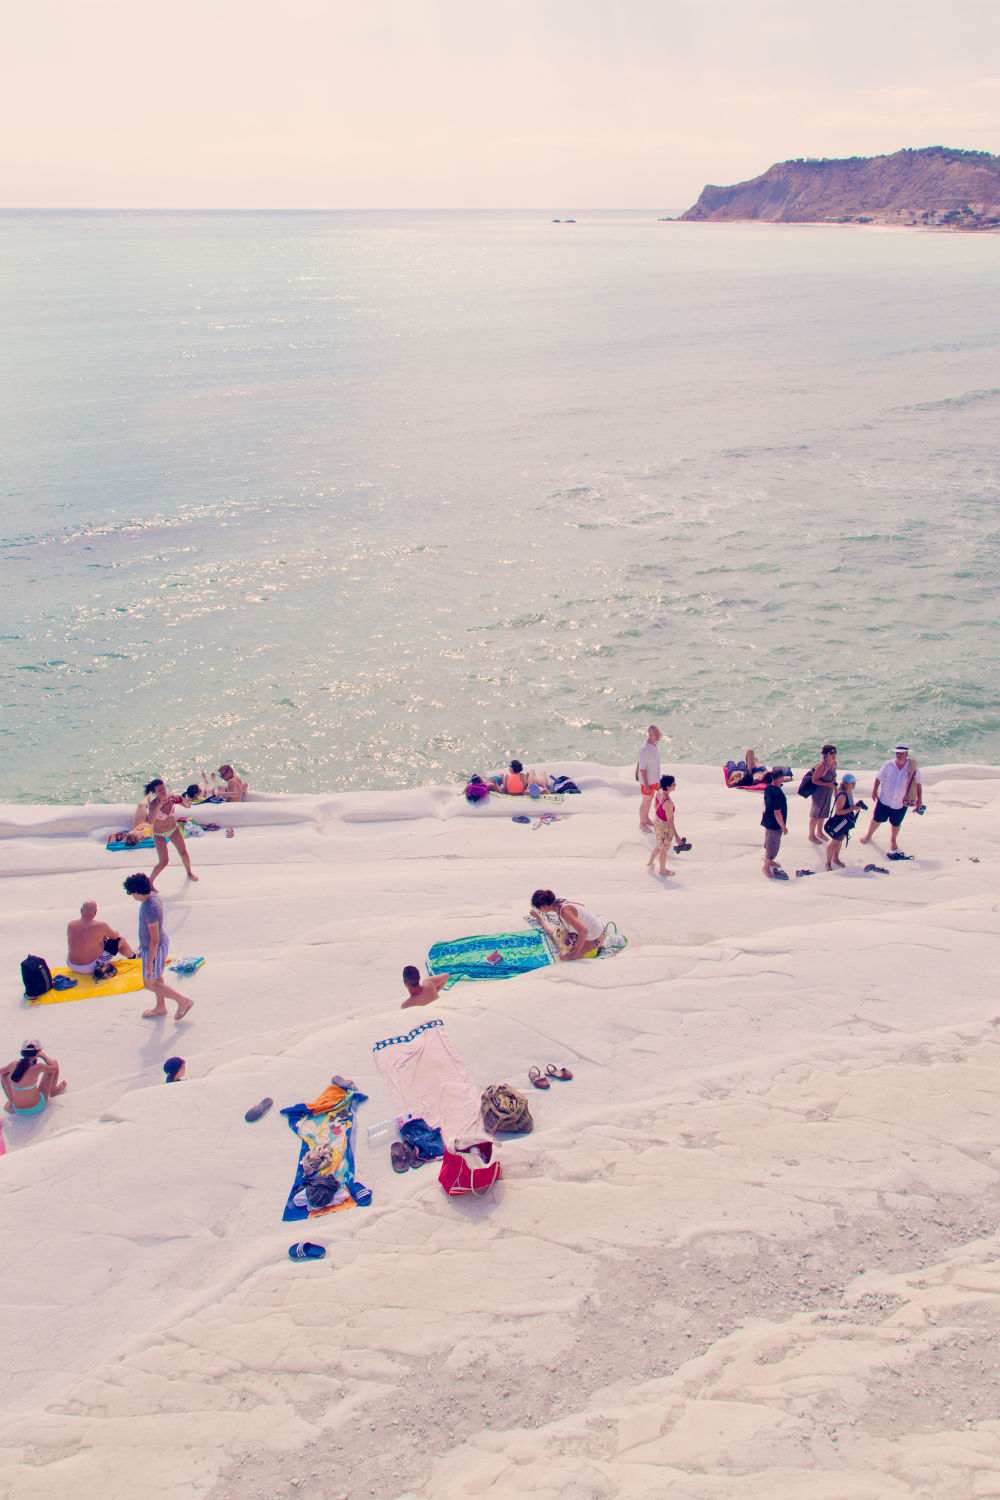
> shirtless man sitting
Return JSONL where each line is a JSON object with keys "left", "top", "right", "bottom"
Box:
{"left": 217, "top": 764, "right": 248, "bottom": 801}
{"left": 67, "top": 900, "right": 136, "bottom": 974}
{"left": 401, "top": 965, "right": 449, "bottom": 1008}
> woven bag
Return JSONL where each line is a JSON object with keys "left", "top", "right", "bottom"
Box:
{"left": 481, "top": 1083, "right": 533, "bottom": 1134}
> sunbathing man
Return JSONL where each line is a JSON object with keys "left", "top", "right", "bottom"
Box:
{"left": 401, "top": 966, "right": 450, "bottom": 1008}
{"left": 217, "top": 764, "right": 248, "bottom": 801}
{"left": 67, "top": 900, "right": 136, "bottom": 973}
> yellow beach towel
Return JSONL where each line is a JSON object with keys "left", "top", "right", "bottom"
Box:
{"left": 30, "top": 958, "right": 145, "bottom": 1006}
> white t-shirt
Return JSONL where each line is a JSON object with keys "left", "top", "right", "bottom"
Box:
{"left": 637, "top": 741, "right": 661, "bottom": 787}
{"left": 558, "top": 901, "right": 605, "bottom": 943}
{"left": 877, "top": 759, "right": 916, "bottom": 810}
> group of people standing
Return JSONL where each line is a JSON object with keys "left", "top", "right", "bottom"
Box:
{"left": 638, "top": 727, "right": 925, "bottom": 881}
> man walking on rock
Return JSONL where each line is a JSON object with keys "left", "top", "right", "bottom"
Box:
{"left": 636, "top": 725, "right": 662, "bottom": 831}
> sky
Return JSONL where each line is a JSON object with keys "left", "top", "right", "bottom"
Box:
{"left": 3, "top": 0, "right": 998, "bottom": 209}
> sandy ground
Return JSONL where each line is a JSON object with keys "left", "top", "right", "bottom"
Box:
{"left": 2, "top": 761, "right": 1000, "bottom": 1499}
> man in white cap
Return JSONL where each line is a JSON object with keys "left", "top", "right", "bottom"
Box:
{"left": 636, "top": 725, "right": 662, "bottom": 831}
{"left": 859, "top": 744, "right": 924, "bottom": 855}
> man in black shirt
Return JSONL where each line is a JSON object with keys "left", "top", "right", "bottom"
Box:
{"left": 760, "top": 770, "right": 789, "bottom": 880}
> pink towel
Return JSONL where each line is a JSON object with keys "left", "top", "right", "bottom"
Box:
{"left": 374, "top": 1021, "right": 485, "bottom": 1150}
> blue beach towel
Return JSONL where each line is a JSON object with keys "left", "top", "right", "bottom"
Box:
{"left": 281, "top": 1081, "right": 369, "bottom": 1222}
{"left": 426, "top": 928, "right": 555, "bottom": 987}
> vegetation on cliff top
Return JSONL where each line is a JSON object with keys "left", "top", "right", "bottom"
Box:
{"left": 679, "top": 147, "right": 1000, "bottom": 229}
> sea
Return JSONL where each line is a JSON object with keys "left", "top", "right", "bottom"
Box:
{"left": 2, "top": 209, "right": 999, "bottom": 804}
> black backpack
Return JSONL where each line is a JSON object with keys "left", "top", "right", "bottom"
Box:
{"left": 21, "top": 954, "right": 53, "bottom": 998}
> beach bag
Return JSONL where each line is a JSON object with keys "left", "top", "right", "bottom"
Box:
{"left": 797, "top": 770, "right": 815, "bottom": 799}
{"left": 438, "top": 1141, "right": 502, "bottom": 1197}
{"left": 824, "top": 809, "right": 858, "bottom": 842}
{"left": 480, "top": 1083, "right": 533, "bottom": 1134}
{"left": 21, "top": 955, "right": 52, "bottom": 998}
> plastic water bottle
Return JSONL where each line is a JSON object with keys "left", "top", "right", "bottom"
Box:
{"left": 366, "top": 1114, "right": 412, "bottom": 1145}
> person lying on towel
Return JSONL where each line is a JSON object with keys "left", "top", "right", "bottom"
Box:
{"left": 490, "top": 759, "right": 553, "bottom": 795}
{"left": 726, "top": 750, "right": 791, "bottom": 787}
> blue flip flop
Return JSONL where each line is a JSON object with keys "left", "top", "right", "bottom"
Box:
{"left": 288, "top": 1242, "right": 326, "bottom": 1260}
{"left": 512, "top": 815, "right": 531, "bottom": 824}
{"left": 348, "top": 1181, "right": 373, "bottom": 1207}
{"left": 52, "top": 975, "right": 78, "bottom": 989}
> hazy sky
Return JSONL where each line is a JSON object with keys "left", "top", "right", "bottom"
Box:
{"left": 4, "top": 0, "right": 998, "bottom": 208}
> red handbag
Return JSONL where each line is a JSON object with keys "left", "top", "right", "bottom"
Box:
{"left": 438, "top": 1141, "right": 502, "bottom": 1197}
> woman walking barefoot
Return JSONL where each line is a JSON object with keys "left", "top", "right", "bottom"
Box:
{"left": 807, "top": 745, "right": 838, "bottom": 845}
{"left": 145, "top": 779, "right": 198, "bottom": 887}
{"left": 646, "top": 775, "right": 679, "bottom": 877}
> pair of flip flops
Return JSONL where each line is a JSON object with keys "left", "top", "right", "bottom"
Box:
{"left": 245, "top": 1098, "right": 273, "bottom": 1122}
{"left": 674, "top": 840, "right": 692, "bottom": 852}
{"left": 391, "top": 1141, "right": 426, "bottom": 1173}
{"left": 52, "top": 975, "right": 78, "bottom": 989}
{"left": 288, "top": 1242, "right": 326, "bottom": 1260}
{"left": 528, "top": 1064, "right": 574, "bottom": 1090}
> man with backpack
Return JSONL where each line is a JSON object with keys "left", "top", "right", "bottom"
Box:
{"left": 67, "top": 900, "right": 136, "bottom": 974}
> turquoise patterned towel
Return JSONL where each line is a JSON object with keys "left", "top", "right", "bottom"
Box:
{"left": 427, "top": 929, "right": 555, "bottom": 987}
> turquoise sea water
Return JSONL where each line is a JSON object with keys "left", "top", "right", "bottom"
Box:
{"left": 2, "top": 210, "right": 999, "bottom": 803}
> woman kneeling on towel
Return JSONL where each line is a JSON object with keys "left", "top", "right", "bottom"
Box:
{"left": 529, "top": 889, "right": 605, "bottom": 961}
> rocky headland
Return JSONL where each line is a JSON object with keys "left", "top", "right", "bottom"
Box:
{"left": 680, "top": 146, "right": 1000, "bottom": 229}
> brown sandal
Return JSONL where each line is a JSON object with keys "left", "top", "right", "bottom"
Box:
{"left": 528, "top": 1066, "right": 550, "bottom": 1090}
{"left": 545, "top": 1064, "right": 573, "bottom": 1081}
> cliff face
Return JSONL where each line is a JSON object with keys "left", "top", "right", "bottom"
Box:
{"left": 679, "top": 147, "right": 1000, "bottom": 229}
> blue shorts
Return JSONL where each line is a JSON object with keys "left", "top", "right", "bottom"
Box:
{"left": 872, "top": 799, "right": 907, "bottom": 828}
{"left": 141, "top": 940, "right": 169, "bottom": 980}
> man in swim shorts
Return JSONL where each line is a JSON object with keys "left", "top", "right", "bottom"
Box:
{"left": 217, "top": 764, "right": 248, "bottom": 801}
{"left": 636, "top": 725, "right": 662, "bottom": 830}
{"left": 67, "top": 900, "right": 136, "bottom": 973}
{"left": 859, "top": 744, "right": 924, "bottom": 854}
{"left": 123, "top": 873, "right": 195, "bottom": 1020}
{"left": 401, "top": 965, "right": 450, "bottom": 1008}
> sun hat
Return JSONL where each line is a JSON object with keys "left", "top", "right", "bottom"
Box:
{"left": 893, "top": 744, "right": 909, "bottom": 753}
